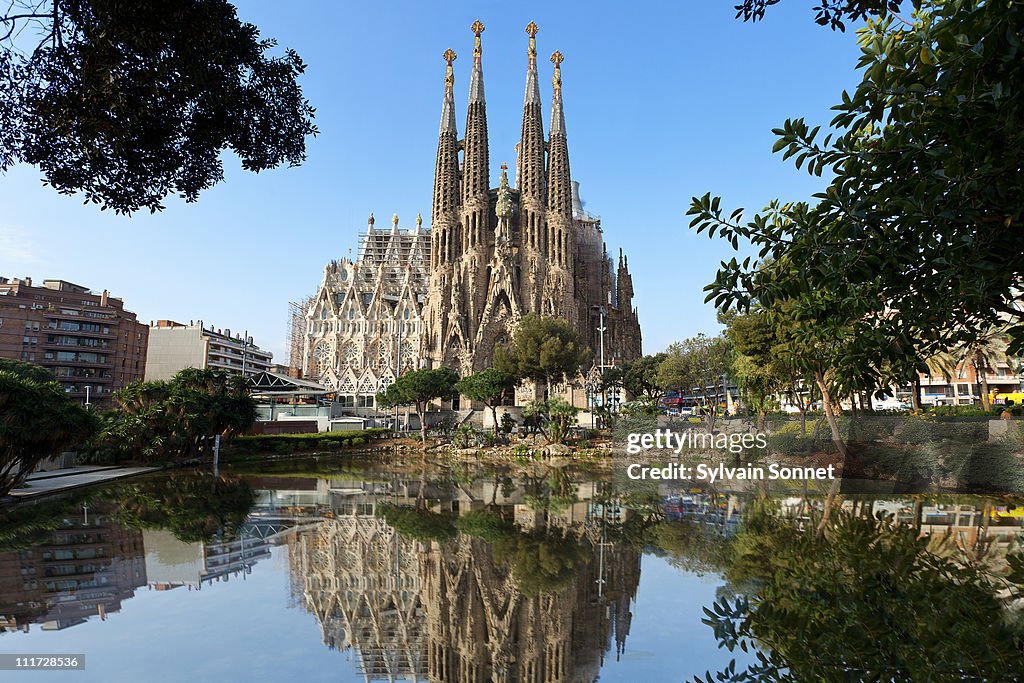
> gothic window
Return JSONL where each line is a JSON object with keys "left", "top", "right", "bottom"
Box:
{"left": 376, "top": 340, "right": 391, "bottom": 371}
{"left": 314, "top": 342, "right": 332, "bottom": 376}
{"left": 347, "top": 308, "right": 356, "bottom": 320}
{"left": 342, "top": 342, "right": 359, "bottom": 368}
{"left": 400, "top": 341, "right": 415, "bottom": 371}
{"left": 320, "top": 308, "right": 328, "bottom": 320}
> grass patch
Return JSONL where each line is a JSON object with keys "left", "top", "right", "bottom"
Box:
{"left": 226, "top": 428, "right": 391, "bottom": 455}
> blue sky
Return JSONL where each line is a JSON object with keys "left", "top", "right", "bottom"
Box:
{"left": 0, "top": 0, "right": 864, "bottom": 361}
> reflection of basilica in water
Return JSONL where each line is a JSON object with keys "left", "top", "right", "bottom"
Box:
{"left": 4, "top": 471, "right": 1024, "bottom": 682}
{"left": 278, "top": 475, "right": 640, "bottom": 682}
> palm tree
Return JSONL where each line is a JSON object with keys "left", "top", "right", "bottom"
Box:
{"left": 959, "top": 326, "right": 1010, "bottom": 411}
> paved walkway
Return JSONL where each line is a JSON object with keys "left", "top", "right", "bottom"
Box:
{"left": 9, "top": 466, "right": 158, "bottom": 499}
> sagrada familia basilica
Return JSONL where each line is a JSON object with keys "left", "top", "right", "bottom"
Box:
{"left": 295, "top": 22, "right": 642, "bottom": 408}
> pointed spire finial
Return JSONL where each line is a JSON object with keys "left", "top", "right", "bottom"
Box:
{"left": 392, "top": 213, "right": 400, "bottom": 230}
{"left": 551, "top": 50, "right": 564, "bottom": 92}
{"left": 526, "top": 22, "right": 538, "bottom": 67}
{"left": 443, "top": 49, "right": 456, "bottom": 93}
{"left": 471, "top": 20, "right": 485, "bottom": 62}
{"left": 416, "top": 213, "right": 422, "bottom": 227}
{"left": 368, "top": 212, "right": 375, "bottom": 226}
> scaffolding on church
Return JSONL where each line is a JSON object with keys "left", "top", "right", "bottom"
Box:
{"left": 286, "top": 296, "right": 313, "bottom": 375}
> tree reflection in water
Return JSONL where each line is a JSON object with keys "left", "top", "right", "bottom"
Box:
{"left": 693, "top": 502, "right": 1024, "bottom": 682}
{"left": 3, "top": 460, "right": 1024, "bottom": 681}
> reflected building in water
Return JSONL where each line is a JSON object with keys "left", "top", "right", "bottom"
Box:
{"left": 282, "top": 475, "right": 640, "bottom": 682}
{"left": 0, "top": 508, "right": 146, "bottom": 633}
{"left": 143, "top": 529, "right": 272, "bottom": 591}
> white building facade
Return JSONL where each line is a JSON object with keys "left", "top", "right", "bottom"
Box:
{"left": 302, "top": 214, "right": 430, "bottom": 410}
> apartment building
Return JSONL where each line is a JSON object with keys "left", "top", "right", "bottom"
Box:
{"left": 144, "top": 320, "right": 272, "bottom": 381}
{"left": 0, "top": 277, "right": 148, "bottom": 407}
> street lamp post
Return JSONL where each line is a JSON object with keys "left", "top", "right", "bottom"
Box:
{"left": 592, "top": 304, "right": 607, "bottom": 425}
{"left": 241, "top": 329, "right": 248, "bottom": 377}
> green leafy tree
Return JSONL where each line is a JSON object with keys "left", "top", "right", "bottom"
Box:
{"left": 0, "top": 0, "right": 317, "bottom": 213}
{"left": 0, "top": 359, "right": 96, "bottom": 494}
{"left": 494, "top": 313, "right": 590, "bottom": 393}
{"left": 378, "top": 367, "right": 459, "bottom": 448}
{"left": 658, "top": 333, "right": 732, "bottom": 431}
{"left": 734, "top": 0, "right": 900, "bottom": 31}
{"left": 95, "top": 368, "right": 255, "bottom": 462}
{"left": 520, "top": 398, "right": 580, "bottom": 445}
{"left": 456, "top": 368, "right": 516, "bottom": 436}
{"left": 622, "top": 353, "right": 667, "bottom": 401}
{"left": 691, "top": 1, "right": 1024, "bottom": 421}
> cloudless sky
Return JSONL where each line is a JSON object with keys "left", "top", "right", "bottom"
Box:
{"left": 0, "top": 0, "right": 865, "bottom": 362}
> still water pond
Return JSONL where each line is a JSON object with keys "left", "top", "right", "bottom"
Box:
{"left": 1, "top": 458, "right": 1023, "bottom": 682}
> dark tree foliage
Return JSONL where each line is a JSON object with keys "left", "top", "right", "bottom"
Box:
{"left": 377, "top": 367, "right": 459, "bottom": 447}
{"left": 494, "top": 313, "right": 591, "bottom": 389}
{"left": 114, "top": 472, "right": 256, "bottom": 543}
{"left": 0, "top": 358, "right": 96, "bottom": 495}
{"left": 376, "top": 503, "right": 457, "bottom": 543}
{"left": 93, "top": 367, "right": 256, "bottom": 462}
{"left": 695, "top": 510, "right": 1024, "bottom": 682}
{"left": 0, "top": 0, "right": 317, "bottom": 214}
{"left": 693, "top": 0, "right": 1024, "bottom": 389}
{"left": 734, "top": 0, "right": 906, "bottom": 31}
{"left": 491, "top": 528, "right": 589, "bottom": 596}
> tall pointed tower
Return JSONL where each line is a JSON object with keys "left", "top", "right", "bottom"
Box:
{"left": 517, "top": 21, "right": 547, "bottom": 313}
{"left": 419, "top": 23, "right": 642, "bottom": 385}
{"left": 424, "top": 47, "right": 463, "bottom": 369}
{"left": 458, "top": 20, "right": 492, "bottom": 347}
{"left": 544, "top": 50, "right": 577, "bottom": 325}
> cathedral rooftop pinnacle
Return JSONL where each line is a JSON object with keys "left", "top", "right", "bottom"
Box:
{"left": 392, "top": 213, "right": 400, "bottom": 231}
{"left": 550, "top": 50, "right": 566, "bottom": 134}
{"left": 524, "top": 22, "right": 541, "bottom": 106}
{"left": 439, "top": 49, "right": 457, "bottom": 134}
{"left": 367, "top": 212, "right": 375, "bottom": 232}
{"left": 469, "top": 20, "right": 485, "bottom": 103}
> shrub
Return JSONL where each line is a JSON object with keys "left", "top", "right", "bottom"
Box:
{"left": 892, "top": 418, "right": 937, "bottom": 445}
{"left": 768, "top": 422, "right": 817, "bottom": 456}
{"left": 228, "top": 428, "right": 389, "bottom": 454}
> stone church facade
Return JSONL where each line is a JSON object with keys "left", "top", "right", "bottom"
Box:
{"left": 299, "top": 22, "right": 641, "bottom": 407}
{"left": 300, "top": 213, "right": 429, "bottom": 405}
{"left": 422, "top": 22, "right": 641, "bottom": 377}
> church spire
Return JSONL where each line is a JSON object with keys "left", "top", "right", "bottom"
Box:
{"left": 549, "top": 50, "right": 566, "bottom": 135}
{"left": 519, "top": 21, "right": 547, "bottom": 260}
{"left": 461, "top": 20, "right": 490, "bottom": 259}
{"left": 439, "top": 48, "right": 457, "bottom": 134}
{"left": 523, "top": 21, "right": 541, "bottom": 106}
{"left": 547, "top": 50, "right": 573, "bottom": 226}
{"left": 432, "top": 48, "right": 460, "bottom": 268}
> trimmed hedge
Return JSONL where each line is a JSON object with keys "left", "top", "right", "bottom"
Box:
{"left": 228, "top": 428, "right": 390, "bottom": 454}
